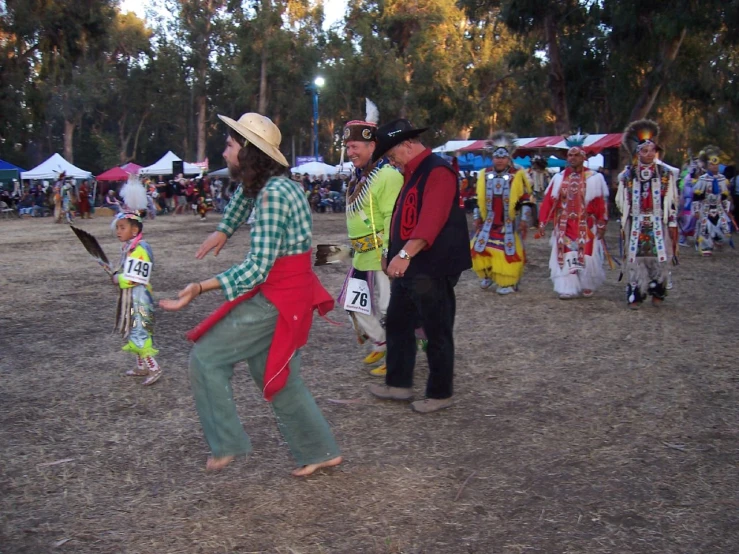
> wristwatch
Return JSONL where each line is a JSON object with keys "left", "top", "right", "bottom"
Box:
{"left": 398, "top": 249, "right": 412, "bottom": 260}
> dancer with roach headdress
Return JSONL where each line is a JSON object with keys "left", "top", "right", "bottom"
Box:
{"left": 71, "top": 175, "right": 161, "bottom": 384}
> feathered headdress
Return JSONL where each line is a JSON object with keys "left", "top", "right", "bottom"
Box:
{"left": 622, "top": 119, "right": 660, "bottom": 155}
{"left": 343, "top": 98, "right": 380, "bottom": 143}
{"left": 486, "top": 131, "right": 517, "bottom": 158}
{"left": 112, "top": 174, "right": 148, "bottom": 229}
{"left": 698, "top": 145, "right": 721, "bottom": 166}
{"left": 531, "top": 155, "right": 548, "bottom": 169}
{"left": 564, "top": 130, "right": 588, "bottom": 155}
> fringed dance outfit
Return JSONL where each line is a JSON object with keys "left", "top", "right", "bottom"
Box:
{"left": 114, "top": 234, "right": 160, "bottom": 381}
{"left": 340, "top": 161, "right": 402, "bottom": 352}
{"left": 616, "top": 160, "right": 678, "bottom": 305}
{"left": 692, "top": 170, "right": 732, "bottom": 255}
{"left": 539, "top": 167, "right": 609, "bottom": 298}
{"left": 470, "top": 166, "right": 533, "bottom": 290}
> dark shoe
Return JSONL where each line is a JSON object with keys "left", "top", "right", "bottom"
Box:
{"left": 368, "top": 384, "right": 413, "bottom": 401}
{"left": 411, "top": 397, "right": 454, "bottom": 413}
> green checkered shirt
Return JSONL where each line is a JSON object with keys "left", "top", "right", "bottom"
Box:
{"left": 216, "top": 177, "right": 312, "bottom": 300}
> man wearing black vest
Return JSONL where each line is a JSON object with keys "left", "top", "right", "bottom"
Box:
{"left": 368, "top": 119, "right": 471, "bottom": 413}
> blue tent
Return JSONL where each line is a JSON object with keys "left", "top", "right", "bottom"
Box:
{"left": 0, "top": 159, "right": 26, "bottom": 171}
{"left": 454, "top": 152, "right": 566, "bottom": 172}
{"left": 0, "top": 158, "right": 26, "bottom": 189}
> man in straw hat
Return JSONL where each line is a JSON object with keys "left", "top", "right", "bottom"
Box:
{"left": 367, "top": 119, "right": 471, "bottom": 414}
{"left": 321, "top": 99, "right": 402, "bottom": 377}
{"left": 160, "top": 112, "right": 342, "bottom": 475}
{"left": 615, "top": 119, "right": 679, "bottom": 308}
{"left": 537, "top": 131, "right": 609, "bottom": 300}
{"left": 470, "top": 131, "right": 535, "bottom": 294}
{"left": 692, "top": 145, "right": 732, "bottom": 256}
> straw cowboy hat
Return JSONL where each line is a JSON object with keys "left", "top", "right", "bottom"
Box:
{"left": 217, "top": 112, "right": 289, "bottom": 167}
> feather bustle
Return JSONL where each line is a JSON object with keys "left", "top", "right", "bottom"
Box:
{"left": 315, "top": 244, "right": 352, "bottom": 266}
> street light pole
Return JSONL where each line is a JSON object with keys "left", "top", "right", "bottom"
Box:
{"left": 310, "top": 76, "right": 325, "bottom": 161}
{"left": 313, "top": 89, "right": 319, "bottom": 160}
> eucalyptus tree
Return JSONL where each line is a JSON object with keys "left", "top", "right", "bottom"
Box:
{"left": 161, "top": 0, "right": 230, "bottom": 162}
{"left": 1, "top": 0, "right": 117, "bottom": 163}
{"left": 91, "top": 11, "right": 154, "bottom": 166}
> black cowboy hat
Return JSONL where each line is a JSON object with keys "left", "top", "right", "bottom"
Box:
{"left": 372, "top": 119, "right": 428, "bottom": 162}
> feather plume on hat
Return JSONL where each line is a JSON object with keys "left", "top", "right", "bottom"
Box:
{"left": 365, "top": 98, "right": 379, "bottom": 125}
{"left": 486, "top": 131, "right": 518, "bottom": 158}
{"left": 112, "top": 174, "right": 149, "bottom": 229}
{"left": 622, "top": 119, "right": 660, "bottom": 155}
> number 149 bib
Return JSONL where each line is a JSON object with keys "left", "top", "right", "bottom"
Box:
{"left": 343, "top": 277, "right": 372, "bottom": 315}
{"left": 123, "top": 256, "right": 152, "bottom": 285}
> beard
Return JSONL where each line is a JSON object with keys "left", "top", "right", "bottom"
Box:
{"left": 227, "top": 160, "right": 241, "bottom": 180}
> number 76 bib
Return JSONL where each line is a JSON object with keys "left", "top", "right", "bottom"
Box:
{"left": 343, "top": 277, "right": 372, "bottom": 315}
{"left": 123, "top": 256, "right": 153, "bottom": 285}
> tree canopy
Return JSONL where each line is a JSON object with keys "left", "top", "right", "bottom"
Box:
{"left": 0, "top": 0, "right": 736, "bottom": 173}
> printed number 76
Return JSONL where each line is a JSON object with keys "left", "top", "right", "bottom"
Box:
{"left": 352, "top": 291, "right": 368, "bottom": 307}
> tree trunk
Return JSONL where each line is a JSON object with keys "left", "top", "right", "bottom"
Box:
{"left": 63, "top": 119, "right": 75, "bottom": 162}
{"left": 196, "top": 92, "right": 206, "bottom": 161}
{"left": 258, "top": 46, "right": 269, "bottom": 114}
{"left": 400, "top": 65, "right": 412, "bottom": 119}
{"left": 544, "top": 13, "right": 570, "bottom": 134}
{"left": 119, "top": 113, "right": 132, "bottom": 164}
{"left": 627, "top": 28, "right": 687, "bottom": 122}
{"left": 131, "top": 112, "right": 149, "bottom": 163}
{"left": 119, "top": 133, "right": 131, "bottom": 164}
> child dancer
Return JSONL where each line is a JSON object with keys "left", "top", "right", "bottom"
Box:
{"left": 113, "top": 177, "right": 161, "bottom": 385}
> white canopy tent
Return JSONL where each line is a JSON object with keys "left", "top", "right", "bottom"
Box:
{"left": 290, "top": 161, "right": 340, "bottom": 176}
{"left": 21, "top": 153, "right": 92, "bottom": 180}
{"left": 208, "top": 167, "right": 229, "bottom": 178}
{"left": 585, "top": 154, "right": 604, "bottom": 170}
{"left": 337, "top": 161, "right": 354, "bottom": 174}
{"left": 138, "top": 151, "right": 202, "bottom": 176}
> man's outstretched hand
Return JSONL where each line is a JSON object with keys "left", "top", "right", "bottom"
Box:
{"left": 159, "top": 283, "right": 200, "bottom": 312}
{"left": 196, "top": 231, "right": 228, "bottom": 259}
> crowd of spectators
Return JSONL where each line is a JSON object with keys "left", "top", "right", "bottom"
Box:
{"left": 291, "top": 172, "right": 349, "bottom": 213}
{"left": 0, "top": 174, "right": 236, "bottom": 220}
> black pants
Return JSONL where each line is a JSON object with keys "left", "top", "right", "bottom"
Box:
{"left": 385, "top": 274, "right": 460, "bottom": 399}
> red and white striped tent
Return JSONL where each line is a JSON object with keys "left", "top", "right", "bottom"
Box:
{"left": 433, "top": 134, "right": 622, "bottom": 156}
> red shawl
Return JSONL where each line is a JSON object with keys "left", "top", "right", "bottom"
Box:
{"left": 186, "top": 250, "right": 334, "bottom": 401}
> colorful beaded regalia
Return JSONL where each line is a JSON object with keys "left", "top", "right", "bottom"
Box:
{"left": 112, "top": 176, "right": 161, "bottom": 384}
{"left": 692, "top": 145, "right": 733, "bottom": 256}
{"left": 336, "top": 99, "right": 403, "bottom": 375}
{"left": 537, "top": 131, "right": 610, "bottom": 299}
{"left": 615, "top": 119, "right": 679, "bottom": 308}
{"left": 470, "top": 131, "right": 535, "bottom": 294}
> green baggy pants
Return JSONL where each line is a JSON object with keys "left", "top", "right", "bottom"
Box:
{"left": 189, "top": 293, "right": 340, "bottom": 465}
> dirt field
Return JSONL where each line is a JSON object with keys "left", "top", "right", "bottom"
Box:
{"left": 1, "top": 211, "right": 737, "bottom": 554}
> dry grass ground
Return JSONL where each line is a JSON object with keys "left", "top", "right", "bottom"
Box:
{"left": 1, "top": 211, "right": 737, "bottom": 554}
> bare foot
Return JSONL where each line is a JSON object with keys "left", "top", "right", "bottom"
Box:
{"left": 206, "top": 455, "right": 235, "bottom": 471}
{"left": 291, "top": 456, "right": 343, "bottom": 477}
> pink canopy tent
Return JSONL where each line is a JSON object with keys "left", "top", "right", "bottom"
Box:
{"left": 121, "top": 162, "right": 142, "bottom": 174}
{"left": 96, "top": 163, "right": 141, "bottom": 181}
